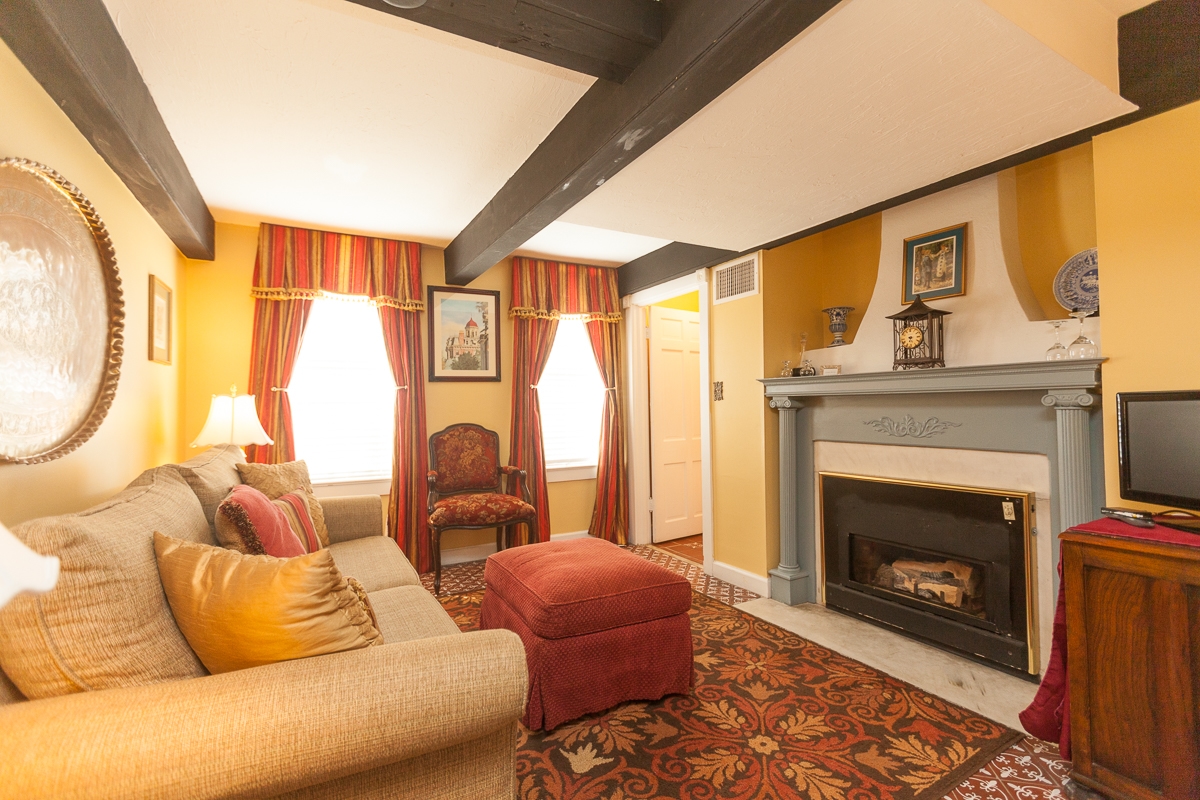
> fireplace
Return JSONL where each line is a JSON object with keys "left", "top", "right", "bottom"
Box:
{"left": 821, "top": 473, "right": 1036, "bottom": 675}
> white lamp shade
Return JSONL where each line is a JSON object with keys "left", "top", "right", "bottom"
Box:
{"left": 191, "top": 393, "right": 274, "bottom": 447}
{"left": 0, "top": 521, "right": 59, "bottom": 609}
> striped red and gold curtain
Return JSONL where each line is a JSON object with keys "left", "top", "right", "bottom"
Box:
{"left": 246, "top": 298, "right": 312, "bottom": 464}
{"left": 247, "top": 223, "right": 429, "bottom": 568}
{"left": 586, "top": 318, "right": 628, "bottom": 544}
{"left": 510, "top": 257, "right": 627, "bottom": 545}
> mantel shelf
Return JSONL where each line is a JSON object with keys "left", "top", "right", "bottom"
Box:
{"left": 761, "top": 359, "right": 1104, "bottom": 398}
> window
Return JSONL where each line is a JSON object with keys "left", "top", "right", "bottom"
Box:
{"left": 537, "top": 319, "right": 607, "bottom": 474}
{"left": 288, "top": 297, "right": 395, "bottom": 484}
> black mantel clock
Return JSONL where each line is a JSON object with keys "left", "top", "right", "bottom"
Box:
{"left": 886, "top": 297, "right": 951, "bottom": 370}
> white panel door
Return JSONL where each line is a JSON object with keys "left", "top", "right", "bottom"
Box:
{"left": 649, "top": 305, "right": 703, "bottom": 542}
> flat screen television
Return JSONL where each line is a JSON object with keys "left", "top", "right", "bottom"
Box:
{"left": 1117, "top": 390, "right": 1200, "bottom": 510}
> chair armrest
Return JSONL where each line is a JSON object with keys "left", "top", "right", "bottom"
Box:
{"left": 427, "top": 471, "right": 439, "bottom": 514}
{"left": 319, "top": 494, "right": 385, "bottom": 543}
{"left": 0, "top": 630, "right": 527, "bottom": 800}
{"left": 500, "top": 465, "right": 527, "bottom": 500}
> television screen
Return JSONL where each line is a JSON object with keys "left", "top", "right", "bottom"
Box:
{"left": 1118, "top": 391, "right": 1200, "bottom": 509}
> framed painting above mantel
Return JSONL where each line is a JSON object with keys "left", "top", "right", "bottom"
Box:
{"left": 903, "top": 223, "right": 967, "bottom": 303}
{"left": 427, "top": 285, "right": 500, "bottom": 382}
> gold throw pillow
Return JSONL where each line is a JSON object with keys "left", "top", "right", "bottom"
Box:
{"left": 153, "top": 533, "right": 382, "bottom": 675}
{"left": 236, "top": 461, "right": 330, "bottom": 547}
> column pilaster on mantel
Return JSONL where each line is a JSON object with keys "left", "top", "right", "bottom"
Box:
{"left": 1042, "top": 390, "right": 1099, "bottom": 532}
{"left": 769, "top": 396, "right": 814, "bottom": 604}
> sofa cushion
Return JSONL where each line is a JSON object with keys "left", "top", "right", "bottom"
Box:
{"left": 0, "top": 468, "right": 212, "bottom": 699}
{"left": 483, "top": 538, "right": 692, "bottom": 639}
{"left": 368, "top": 586, "right": 461, "bottom": 643}
{"left": 154, "top": 534, "right": 382, "bottom": 674}
{"left": 237, "top": 460, "right": 329, "bottom": 547}
{"left": 327, "top": 536, "right": 421, "bottom": 593}
{"left": 171, "top": 444, "right": 246, "bottom": 529}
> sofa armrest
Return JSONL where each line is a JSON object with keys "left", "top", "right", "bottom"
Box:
{"left": 0, "top": 629, "right": 527, "bottom": 800}
{"left": 320, "top": 494, "right": 385, "bottom": 543}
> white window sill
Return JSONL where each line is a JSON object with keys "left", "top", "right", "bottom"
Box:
{"left": 546, "top": 464, "right": 597, "bottom": 483}
{"left": 311, "top": 478, "right": 392, "bottom": 498}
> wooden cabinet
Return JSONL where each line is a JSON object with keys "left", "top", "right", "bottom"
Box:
{"left": 1062, "top": 530, "right": 1200, "bottom": 799}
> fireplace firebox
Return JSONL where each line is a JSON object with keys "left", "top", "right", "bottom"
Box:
{"left": 821, "top": 473, "right": 1036, "bottom": 675}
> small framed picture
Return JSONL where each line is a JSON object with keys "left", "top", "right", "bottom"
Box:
{"left": 821, "top": 365, "right": 842, "bottom": 376}
{"left": 903, "top": 223, "right": 967, "bottom": 303}
{"left": 427, "top": 286, "right": 500, "bottom": 382}
{"left": 148, "top": 275, "right": 172, "bottom": 364}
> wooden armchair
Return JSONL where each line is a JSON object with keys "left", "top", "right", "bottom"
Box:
{"left": 427, "top": 423, "right": 537, "bottom": 595}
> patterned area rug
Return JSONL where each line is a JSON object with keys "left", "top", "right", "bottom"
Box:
{"left": 439, "top": 590, "right": 1022, "bottom": 800}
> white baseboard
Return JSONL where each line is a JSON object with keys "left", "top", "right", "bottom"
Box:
{"left": 440, "top": 530, "right": 592, "bottom": 565}
{"left": 711, "top": 560, "right": 771, "bottom": 597}
{"left": 551, "top": 530, "right": 590, "bottom": 541}
{"left": 440, "top": 542, "right": 497, "bottom": 565}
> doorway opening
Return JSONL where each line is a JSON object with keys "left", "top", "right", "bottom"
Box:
{"left": 625, "top": 271, "right": 713, "bottom": 572}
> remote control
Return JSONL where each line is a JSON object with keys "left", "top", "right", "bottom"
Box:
{"left": 1100, "top": 506, "right": 1156, "bottom": 528}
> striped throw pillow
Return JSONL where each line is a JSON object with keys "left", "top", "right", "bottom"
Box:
{"left": 272, "top": 490, "right": 322, "bottom": 553}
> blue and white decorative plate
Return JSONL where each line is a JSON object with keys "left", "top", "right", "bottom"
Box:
{"left": 1053, "top": 248, "right": 1099, "bottom": 313}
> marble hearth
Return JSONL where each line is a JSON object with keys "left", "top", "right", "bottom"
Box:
{"left": 761, "top": 359, "right": 1105, "bottom": 676}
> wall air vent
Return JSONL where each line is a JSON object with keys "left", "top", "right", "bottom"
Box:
{"left": 712, "top": 253, "right": 760, "bottom": 305}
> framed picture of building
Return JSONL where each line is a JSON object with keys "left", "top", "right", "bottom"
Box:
{"left": 902, "top": 223, "right": 967, "bottom": 303}
{"left": 427, "top": 286, "right": 500, "bottom": 382}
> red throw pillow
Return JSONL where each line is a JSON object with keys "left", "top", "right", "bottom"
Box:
{"left": 214, "top": 485, "right": 306, "bottom": 558}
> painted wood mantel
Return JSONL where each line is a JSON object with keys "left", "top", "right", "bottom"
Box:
{"left": 760, "top": 359, "right": 1105, "bottom": 605}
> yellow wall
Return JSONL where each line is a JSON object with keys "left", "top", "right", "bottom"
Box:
{"left": 0, "top": 41, "right": 185, "bottom": 525}
{"left": 1094, "top": 100, "right": 1200, "bottom": 511}
{"left": 709, "top": 283, "right": 768, "bottom": 575}
{"left": 180, "top": 222, "right": 259, "bottom": 453}
{"left": 759, "top": 215, "right": 882, "bottom": 351}
{"left": 1015, "top": 143, "right": 1098, "bottom": 320}
{"left": 180, "top": 226, "right": 595, "bottom": 549}
{"left": 653, "top": 291, "right": 699, "bottom": 313}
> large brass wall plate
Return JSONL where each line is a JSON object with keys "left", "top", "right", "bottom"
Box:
{"left": 0, "top": 158, "right": 124, "bottom": 463}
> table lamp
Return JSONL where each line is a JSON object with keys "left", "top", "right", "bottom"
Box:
{"left": 0, "top": 521, "right": 59, "bottom": 609}
{"left": 191, "top": 385, "right": 274, "bottom": 448}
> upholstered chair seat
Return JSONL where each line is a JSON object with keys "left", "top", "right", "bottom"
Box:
{"left": 430, "top": 494, "right": 536, "bottom": 528}
{"left": 427, "top": 423, "right": 537, "bottom": 594}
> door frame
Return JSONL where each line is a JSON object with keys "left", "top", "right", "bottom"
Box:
{"left": 623, "top": 269, "right": 714, "bottom": 574}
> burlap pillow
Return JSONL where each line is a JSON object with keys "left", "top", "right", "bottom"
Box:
{"left": 237, "top": 461, "right": 330, "bottom": 548}
{"left": 154, "top": 534, "right": 382, "bottom": 674}
{"left": 0, "top": 469, "right": 212, "bottom": 699}
{"left": 172, "top": 444, "right": 246, "bottom": 530}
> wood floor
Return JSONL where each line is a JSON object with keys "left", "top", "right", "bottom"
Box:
{"left": 653, "top": 534, "right": 702, "bottom": 564}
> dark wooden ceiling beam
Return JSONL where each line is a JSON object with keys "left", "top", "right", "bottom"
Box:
{"left": 346, "top": 0, "right": 662, "bottom": 83}
{"left": 0, "top": 0, "right": 215, "bottom": 260}
{"left": 443, "top": 0, "right": 842, "bottom": 285}
{"left": 620, "top": 0, "right": 1200, "bottom": 296}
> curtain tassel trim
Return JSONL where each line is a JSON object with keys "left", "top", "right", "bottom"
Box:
{"left": 510, "top": 307, "right": 622, "bottom": 323}
{"left": 250, "top": 287, "right": 424, "bottom": 312}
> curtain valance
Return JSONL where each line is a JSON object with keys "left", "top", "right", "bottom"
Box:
{"left": 251, "top": 223, "right": 423, "bottom": 311}
{"left": 510, "top": 257, "right": 622, "bottom": 323}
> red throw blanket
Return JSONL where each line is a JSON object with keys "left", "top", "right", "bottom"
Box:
{"left": 1019, "top": 516, "right": 1200, "bottom": 757}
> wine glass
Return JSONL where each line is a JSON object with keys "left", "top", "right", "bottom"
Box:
{"left": 780, "top": 360, "right": 791, "bottom": 377}
{"left": 1067, "top": 309, "right": 1098, "bottom": 359}
{"left": 1045, "top": 321, "right": 1068, "bottom": 361}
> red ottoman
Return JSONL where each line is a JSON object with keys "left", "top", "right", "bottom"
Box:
{"left": 480, "top": 537, "right": 693, "bottom": 731}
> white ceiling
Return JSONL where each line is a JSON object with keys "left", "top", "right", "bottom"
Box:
{"left": 561, "top": 0, "right": 1135, "bottom": 251}
{"left": 101, "top": 0, "right": 595, "bottom": 247}
{"left": 104, "top": 0, "right": 1137, "bottom": 267}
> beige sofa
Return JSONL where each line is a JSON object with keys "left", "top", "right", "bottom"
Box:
{"left": 0, "top": 445, "right": 527, "bottom": 800}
